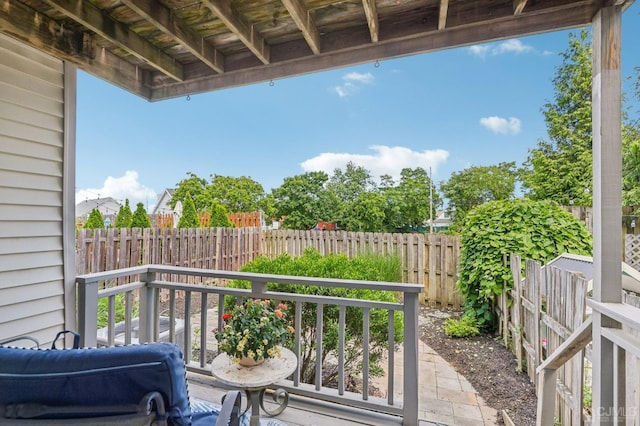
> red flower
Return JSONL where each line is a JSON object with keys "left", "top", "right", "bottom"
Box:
{"left": 222, "top": 313, "right": 233, "bottom": 321}
{"left": 274, "top": 309, "right": 283, "bottom": 318}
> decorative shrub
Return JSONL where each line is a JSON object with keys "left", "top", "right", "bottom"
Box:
{"left": 84, "top": 208, "right": 105, "bottom": 229}
{"left": 457, "top": 199, "right": 592, "bottom": 329}
{"left": 226, "top": 248, "right": 403, "bottom": 387}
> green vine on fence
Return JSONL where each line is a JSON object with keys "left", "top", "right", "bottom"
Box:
{"left": 457, "top": 199, "right": 592, "bottom": 330}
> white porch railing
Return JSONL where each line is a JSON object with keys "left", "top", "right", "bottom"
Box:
{"left": 536, "top": 298, "right": 640, "bottom": 425}
{"left": 76, "top": 265, "right": 424, "bottom": 426}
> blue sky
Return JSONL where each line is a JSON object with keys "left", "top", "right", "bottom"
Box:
{"left": 75, "top": 3, "right": 640, "bottom": 211}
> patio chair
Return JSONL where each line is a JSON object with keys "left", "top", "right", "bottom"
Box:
{"left": 0, "top": 332, "right": 245, "bottom": 425}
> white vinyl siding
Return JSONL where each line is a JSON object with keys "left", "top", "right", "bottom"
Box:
{"left": 0, "top": 33, "right": 66, "bottom": 346}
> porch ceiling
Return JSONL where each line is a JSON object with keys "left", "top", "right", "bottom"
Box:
{"left": 1, "top": 0, "right": 635, "bottom": 101}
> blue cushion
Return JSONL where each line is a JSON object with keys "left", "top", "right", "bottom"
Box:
{"left": 0, "top": 342, "right": 191, "bottom": 425}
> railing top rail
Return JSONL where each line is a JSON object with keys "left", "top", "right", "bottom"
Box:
{"left": 587, "top": 299, "right": 640, "bottom": 330}
{"left": 78, "top": 264, "right": 424, "bottom": 294}
{"left": 77, "top": 266, "right": 149, "bottom": 283}
{"left": 148, "top": 280, "right": 404, "bottom": 311}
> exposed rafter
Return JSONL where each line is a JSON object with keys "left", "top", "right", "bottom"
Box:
{"left": 438, "top": 0, "right": 449, "bottom": 30}
{"left": 120, "top": 0, "right": 224, "bottom": 73}
{"left": 281, "top": 0, "right": 321, "bottom": 54}
{"left": 514, "top": 0, "right": 528, "bottom": 15}
{"left": 6, "top": 0, "right": 627, "bottom": 101}
{"left": 361, "top": 0, "right": 379, "bottom": 43}
{"left": 202, "top": 0, "right": 270, "bottom": 64}
{"left": 41, "top": 0, "right": 183, "bottom": 81}
{"left": 0, "top": 0, "right": 152, "bottom": 98}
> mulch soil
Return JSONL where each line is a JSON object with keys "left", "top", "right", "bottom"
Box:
{"left": 419, "top": 305, "right": 537, "bottom": 426}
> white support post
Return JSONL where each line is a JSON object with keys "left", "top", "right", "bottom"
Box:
{"left": 77, "top": 279, "right": 98, "bottom": 348}
{"left": 591, "top": 6, "right": 624, "bottom": 425}
{"left": 138, "top": 271, "right": 157, "bottom": 343}
{"left": 403, "top": 292, "right": 419, "bottom": 426}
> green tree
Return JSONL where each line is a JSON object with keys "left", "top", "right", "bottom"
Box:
{"left": 84, "top": 208, "right": 105, "bottom": 229}
{"left": 395, "top": 167, "right": 442, "bottom": 229}
{"left": 377, "top": 175, "right": 404, "bottom": 232}
{"left": 271, "top": 172, "right": 331, "bottom": 230}
{"left": 622, "top": 124, "right": 640, "bottom": 206}
{"left": 130, "top": 202, "right": 151, "bottom": 228}
{"left": 209, "top": 200, "right": 233, "bottom": 227}
{"left": 440, "top": 162, "right": 516, "bottom": 228}
{"left": 177, "top": 192, "right": 200, "bottom": 228}
{"left": 258, "top": 193, "right": 277, "bottom": 223}
{"left": 170, "top": 172, "right": 210, "bottom": 211}
{"left": 520, "top": 30, "right": 593, "bottom": 205}
{"left": 114, "top": 199, "right": 133, "bottom": 228}
{"left": 325, "top": 162, "right": 374, "bottom": 228}
{"left": 345, "top": 191, "right": 387, "bottom": 232}
{"left": 457, "top": 199, "right": 592, "bottom": 329}
{"left": 208, "top": 175, "right": 265, "bottom": 213}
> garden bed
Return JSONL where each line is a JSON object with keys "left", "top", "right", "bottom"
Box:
{"left": 419, "top": 305, "right": 537, "bottom": 426}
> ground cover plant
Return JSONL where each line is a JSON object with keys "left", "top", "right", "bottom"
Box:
{"left": 458, "top": 199, "right": 592, "bottom": 329}
{"left": 226, "top": 248, "right": 403, "bottom": 389}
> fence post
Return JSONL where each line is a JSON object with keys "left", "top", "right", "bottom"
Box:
{"left": 403, "top": 292, "right": 419, "bottom": 426}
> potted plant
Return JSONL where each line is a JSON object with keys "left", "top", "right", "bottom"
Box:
{"left": 215, "top": 299, "right": 294, "bottom": 366}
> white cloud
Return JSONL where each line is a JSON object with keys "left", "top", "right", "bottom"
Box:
{"left": 344, "top": 72, "right": 375, "bottom": 84}
{"left": 300, "top": 145, "right": 450, "bottom": 181}
{"left": 469, "top": 39, "right": 533, "bottom": 58}
{"left": 480, "top": 116, "right": 522, "bottom": 135}
{"left": 469, "top": 45, "right": 491, "bottom": 58}
{"left": 75, "top": 170, "right": 157, "bottom": 207}
{"left": 334, "top": 72, "right": 375, "bottom": 97}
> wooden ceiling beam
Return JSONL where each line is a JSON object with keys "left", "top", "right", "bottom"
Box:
{"left": 151, "top": 2, "right": 594, "bottom": 101}
{"left": 201, "top": 0, "right": 269, "bottom": 64}
{"left": 120, "top": 0, "right": 224, "bottom": 73}
{"left": 438, "top": 0, "right": 449, "bottom": 30}
{"left": 281, "top": 0, "right": 321, "bottom": 54}
{"left": 361, "top": 0, "right": 379, "bottom": 43}
{"left": 0, "top": 0, "right": 151, "bottom": 98}
{"left": 41, "top": 0, "right": 183, "bottom": 81}
{"left": 514, "top": 0, "right": 528, "bottom": 15}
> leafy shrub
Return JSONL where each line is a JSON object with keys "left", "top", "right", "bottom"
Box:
{"left": 115, "top": 199, "right": 133, "bottom": 228}
{"left": 131, "top": 202, "right": 152, "bottom": 228}
{"left": 226, "top": 248, "right": 403, "bottom": 387}
{"left": 84, "top": 208, "right": 104, "bottom": 229}
{"left": 178, "top": 192, "right": 200, "bottom": 228}
{"left": 458, "top": 199, "right": 592, "bottom": 329}
{"left": 443, "top": 316, "right": 480, "bottom": 338}
{"left": 97, "top": 293, "right": 139, "bottom": 329}
{"left": 209, "top": 200, "right": 233, "bottom": 227}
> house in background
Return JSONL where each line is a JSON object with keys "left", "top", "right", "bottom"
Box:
{"left": 75, "top": 197, "right": 121, "bottom": 228}
{"left": 151, "top": 188, "right": 176, "bottom": 216}
{"left": 425, "top": 210, "right": 452, "bottom": 233}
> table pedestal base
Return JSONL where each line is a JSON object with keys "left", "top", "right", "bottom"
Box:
{"left": 236, "top": 388, "right": 290, "bottom": 426}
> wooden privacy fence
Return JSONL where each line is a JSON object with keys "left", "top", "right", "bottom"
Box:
{"left": 76, "top": 227, "right": 262, "bottom": 283}
{"left": 76, "top": 228, "right": 462, "bottom": 307}
{"left": 497, "top": 254, "right": 590, "bottom": 425}
{"left": 261, "top": 230, "right": 463, "bottom": 307}
{"left": 154, "top": 211, "right": 262, "bottom": 229}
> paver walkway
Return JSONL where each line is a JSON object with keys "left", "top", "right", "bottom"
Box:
{"left": 420, "top": 337, "right": 499, "bottom": 425}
